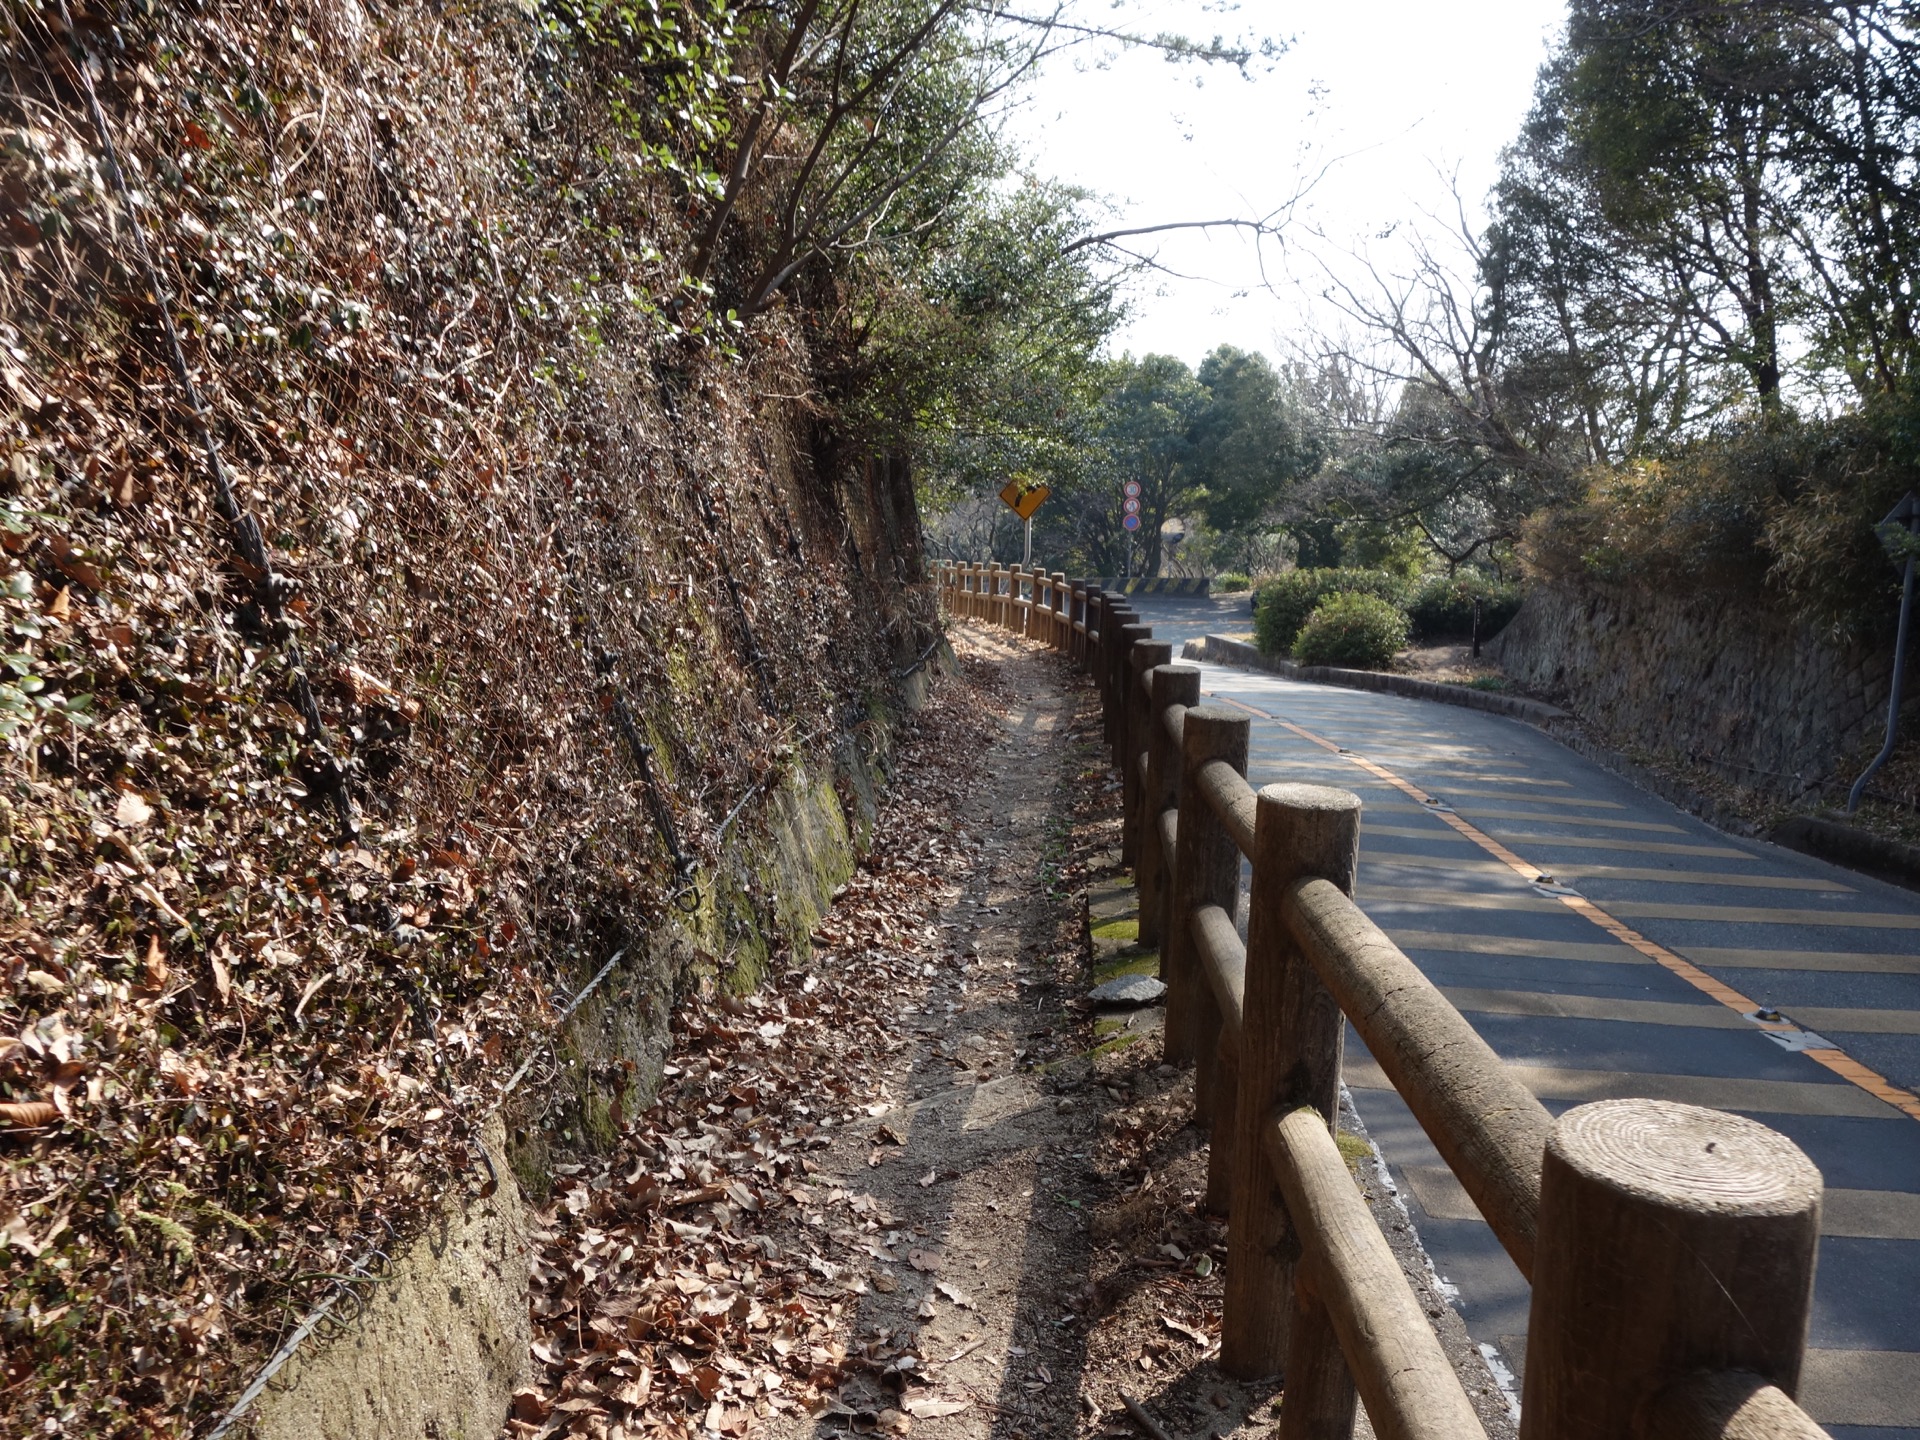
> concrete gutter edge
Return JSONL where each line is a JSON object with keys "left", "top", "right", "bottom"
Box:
{"left": 1180, "top": 634, "right": 1572, "bottom": 727}
{"left": 1771, "top": 815, "right": 1920, "bottom": 892}
{"left": 1180, "top": 633, "right": 1920, "bottom": 894}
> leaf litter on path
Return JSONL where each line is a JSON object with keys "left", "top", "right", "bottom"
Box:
{"left": 512, "top": 633, "right": 1087, "bottom": 1439}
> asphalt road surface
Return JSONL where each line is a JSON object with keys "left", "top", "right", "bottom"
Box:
{"left": 1122, "top": 593, "right": 1920, "bottom": 1439}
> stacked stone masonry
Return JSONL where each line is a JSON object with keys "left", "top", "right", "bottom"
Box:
{"left": 1489, "top": 579, "right": 1903, "bottom": 797}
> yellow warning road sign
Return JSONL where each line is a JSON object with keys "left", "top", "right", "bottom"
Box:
{"left": 999, "top": 475, "right": 1051, "bottom": 521}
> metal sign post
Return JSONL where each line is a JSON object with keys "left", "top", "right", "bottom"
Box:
{"left": 999, "top": 475, "right": 1049, "bottom": 571}
{"left": 1123, "top": 480, "right": 1143, "bottom": 582}
{"left": 1848, "top": 491, "right": 1919, "bottom": 813}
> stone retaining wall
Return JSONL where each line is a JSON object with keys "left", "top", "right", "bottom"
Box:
{"left": 245, "top": 667, "right": 941, "bottom": 1440}
{"left": 1488, "top": 580, "right": 1900, "bottom": 796}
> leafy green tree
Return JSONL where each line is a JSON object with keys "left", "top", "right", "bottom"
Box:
{"left": 1189, "top": 346, "right": 1324, "bottom": 536}
{"left": 1553, "top": 2, "right": 1799, "bottom": 409}
{"left": 871, "top": 178, "right": 1122, "bottom": 488}
{"left": 1095, "top": 354, "right": 1208, "bottom": 576}
{"left": 1490, "top": 1, "right": 1920, "bottom": 416}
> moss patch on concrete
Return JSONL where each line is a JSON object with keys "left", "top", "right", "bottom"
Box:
{"left": 1091, "top": 950, "right": 1159, "bottom": 985}
{"left": 251, "top": 1120, "right": 529, "bottom": 1440}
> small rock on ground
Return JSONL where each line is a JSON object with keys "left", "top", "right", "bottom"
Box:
{"left": 1088, "top": 974, "right": 1166, "bottom": 1007}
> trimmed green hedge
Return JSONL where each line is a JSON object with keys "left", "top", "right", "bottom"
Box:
{"left": 1406, "top": 574, "right": 1523, "bottom": 642}
{"left": 1213, "top": 572, "right": 1251, "bottom": 593}
{"left": 1293, "top": 593, "right": 1410, "bottom": 669}
{"left": 1253, "top": 568, "right": 1413, "bottom": 654}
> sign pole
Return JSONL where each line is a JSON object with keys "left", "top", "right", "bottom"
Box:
{"left": 1023, "top": 516, "right": 1033, "bottom": 567}
{"left": 1121, "top": 479, "right": 1144, "bottom": 583}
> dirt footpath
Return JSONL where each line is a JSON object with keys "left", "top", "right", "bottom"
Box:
{"left": 510, "top": 623, "right": 1508, "bottom": 1440}
{"left": 756, "top": 625, "right": 1297, "bottom": 1440}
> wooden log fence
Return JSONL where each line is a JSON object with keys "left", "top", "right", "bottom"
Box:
{"left": 936, "top": 558, "right": 1834, "bottom": 1440}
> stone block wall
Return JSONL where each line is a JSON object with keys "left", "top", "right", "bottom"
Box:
{"left": 1489, "top": 580, "right": 1902, "bottom": 797}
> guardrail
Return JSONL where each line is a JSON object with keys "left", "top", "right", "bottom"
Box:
{"left": 936, "top": 560, "right": 1832, "bottom": 1440}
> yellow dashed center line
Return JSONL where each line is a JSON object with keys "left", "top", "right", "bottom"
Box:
{"left": 1208, "top": 691, "right": 1920, "bottom": 1125}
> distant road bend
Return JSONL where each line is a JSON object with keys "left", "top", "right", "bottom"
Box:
{"left": 1124, "top": 592, "right": 1920, "bottom": 1440}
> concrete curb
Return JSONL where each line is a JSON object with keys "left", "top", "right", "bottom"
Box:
{"left": 1770, "top": 815, "right": 1920, "bottom": 892}
{"left": 1180, "top": 634, "right": 1571, "bottom": 727}
{"left": 1180, "top": 633, "right": 1920, "bottom": 894}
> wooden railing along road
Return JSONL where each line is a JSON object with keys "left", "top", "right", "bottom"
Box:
{"left": 936, "top": 559, "right": 1831, "bottom": 1440}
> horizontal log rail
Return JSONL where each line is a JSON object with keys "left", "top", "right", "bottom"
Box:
{"left": 1267, "top": 1106, "right": 1486, "bottom": 1440}
{"left": 933, "top": 557, "right": 1834, "bottom": 1440}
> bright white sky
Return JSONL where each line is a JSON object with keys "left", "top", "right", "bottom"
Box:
{"left": 1006, "top": 0, "right": 1569, "bottom": 369}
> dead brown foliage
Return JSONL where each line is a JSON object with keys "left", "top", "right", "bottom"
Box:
{"left": 0, "top": 0, "right": 930, "bottom": 1433}
{"left": 512, "top": 644, "right": 1001, "bottom": 1440}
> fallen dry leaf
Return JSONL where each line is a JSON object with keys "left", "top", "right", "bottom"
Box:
{"left": 904, "top": 1396, "right": 969, "bottom": 1419}
{"left": 1161, "top": 1314, "right": 1211, "bottom": 1347}
{"left": 614, "top": 1368, "right": 653, "bottom": 1405}
{"left": 509, "top": 1389, "right": 551, "bottom": 1424}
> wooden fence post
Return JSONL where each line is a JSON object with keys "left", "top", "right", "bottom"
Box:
{"left": 1102, "top": 611, "right": 1136, "bottom": 752}
{"left": 1122, "top": 640, "right": 1171, "bottom": 869}
{"left": 1098, "top": 599, "right": 1121, "bottom": 733}
{"left": 1519, "top": 1099, "right": 1822, "bottom": 1440}
{"left": 1138, "top": 662, "right": 1199, "bottom": 950}
{"left": 1163, "top": 706, "right": 1247, "bottom": 1082}
{"left": 1221, "top": 783, "right": 1361, "bottom": 1388}
{"left": 1109, "top": 621, "right": 1149, "bottom": 773}
{"left": 1096, "top": 598, "right": 1120, "bottom": 730}
{"left": 1052, "top": 572, "right": 1068, "bottom": 652}
{"left": 1096, "top": 594, "right": 1118, "bottom": 683}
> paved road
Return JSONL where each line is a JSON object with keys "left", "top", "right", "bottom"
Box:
{"left": 1122, "top": 594, "right": 1920, "bottom": 1439}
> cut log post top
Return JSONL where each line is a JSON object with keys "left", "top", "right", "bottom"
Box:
{"left": 1520, "top": 1098, "right": 1822, "bottom": 1440}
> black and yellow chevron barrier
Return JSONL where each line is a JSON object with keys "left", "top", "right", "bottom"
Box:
{"left": 1095, "top": 576, "right": 1212, "bottom": 596}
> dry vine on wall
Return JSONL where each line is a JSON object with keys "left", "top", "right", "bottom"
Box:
{"left": 0, "top": 0, "right": 930, "bottom": 1432}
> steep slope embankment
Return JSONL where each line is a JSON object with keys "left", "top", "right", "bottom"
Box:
{"left": 0, "top": 2, "right": 931, "bottom": 1433}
